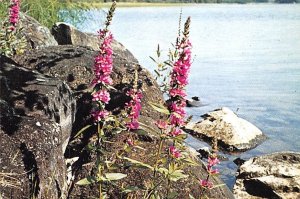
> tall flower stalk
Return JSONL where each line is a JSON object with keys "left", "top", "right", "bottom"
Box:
{"left": 0, "top": 0, "right": 26, "bottom": 57}
{"left": 9, "top": 0, "right": 20, "bottom": 30}
{"left": 168, "top": 17, "right": 191, "bottom": 129}
{"left": 125, "top": 69, "right": 143, "bottom": 131}
{"left": 91, "top": 3, "right": 116, "bottom": 124}
{"left": 165, "top": 17, "right": 192, "bottom": 197}
{"left": 91, "top": 2, "right": 116, "bottom": 198}
{"left": 199, "top": 139, "right": 220, "bottom": 198}
{"left": 147, "top": 16, "right": 194, "bottom": 198}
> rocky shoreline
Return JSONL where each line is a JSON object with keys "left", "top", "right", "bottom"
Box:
{"left": 1, "top": 14, "right": 299, "bottom": 199}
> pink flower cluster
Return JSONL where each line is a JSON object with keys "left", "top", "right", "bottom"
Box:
{"left": 91, "top": 110, "right": 109, "bottom": 122}
{"left": 169, "top": 102, "right": 186, "bottom": 126}
{"left": 199, "top": 179, "right": 213, "bottom": 189}
{"left": 92, "top": 90, "right": 110, "bottom": 104}
{"left": 126, "top": 138, "right": 134, "bottom": 146}
{"left": 155, "top": 120, "right": 168, "bottom": 130}
{"left": 168, "top": 40, "right": 192, "bottom": 127}
{"left": 9, "top": 0, "right": 20, "bottom": 30}
{"left": 91, "top": 30, "right": 114, "bottom": 122}
{"left": 125, "top": 89, "right": 143, "bottom": 130}
{"left": 207, "top": 156, "right": 220, "bottom": 174}
{"left": 168, "top": 128, "right": 183, "bottom": 137}
{"left": 91, "top": 30, "right": 114, "bottom": 87}
{"left": 169, "top": 146, "right": 181, "bottom": 158}
{"left": 199, "top": 155, "right": 220, "bottom": 190}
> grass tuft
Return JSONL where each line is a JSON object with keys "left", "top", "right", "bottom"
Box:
{"left": 0, "top": 172, "right": 22, "bottom": 190}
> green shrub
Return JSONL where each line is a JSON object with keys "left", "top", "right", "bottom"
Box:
{"left": 0, "top": 0, "right": 89, "bottom": 28}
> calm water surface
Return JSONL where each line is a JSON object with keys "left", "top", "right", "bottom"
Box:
{"left": 77, "top": 4, "right": 300, "bottom": 188}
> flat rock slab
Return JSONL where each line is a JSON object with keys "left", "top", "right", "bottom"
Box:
{"left": 233, "top": 152, "right": 300, "bottom": 199}
{"left": 186, "top": 107, "right": 266, "bottom": 152}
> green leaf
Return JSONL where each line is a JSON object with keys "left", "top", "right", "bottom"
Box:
{"left": 169, "top": 170, "right": 188, "bottom": 182}
{"left": 189, "top": 194, "right": 196, "bottom": 199}
{"left": 106, "top": 85, "right": 117, "bottom": 91}
{"left": 149, "top": 56, "right": 157, "bottom": 63}
{"left": 111, "top": 127, "right": 125, "bottom": 135}
{"left": 185, "top": 115, "right": 193, "bottom": 124}
{"left": 74, "top": 124, "right": 92, "bottom": 138}
{"left": 167, "top": 191, "right": 178, "bottom": 199}
{"left": 211, "top": 183, "right": 226, "bottom": 189}
{"left": 154, "top": 69, "right": 160, "bottom": 77}
{"left": 99, "top": 128, "right": 105, "bottom": 136}
{"left": 173, "top": 133, "right": 187, "bottom": 141}
{"left": 104, "top": 173, "right": 127, "bottom": 181}
{"left": 76, "top": 176, "right": 97, "bottom": 185}
{"left": 156, "top": 44, "right": 160, "bottom": 57}
{"left": 123, "top": 157, "right": 154, "bottom": 171}
{"left": 164, "top": 61, "right": 173, "bottom": 67}
{"left": 181, "top": 157, "right": 199, "bottom": 166}
{"left": 134, "top": 129, "right": 149, "bottom": 136}
{"left": 105, "top": 116, "right": 115, "bottom": 122}
{"left": 124, "top": 145, "right": 132, "bottom": 153}
{"left": 157, "top": 167, "right": 168, "bottom": 176}
{"left": 122, "top": 186, "right": 140, "bottom": 193}
{"left": 86, "top": 143, "right": 96, "bottom": 151}
{"left": 138, "top": 121, "right": 161, "bottom": 135}
{"left": 149, "top": 102, "right": 170, "bottom": 115}
{"left": 134, "top": 145, "right": 146, "bottom": 150}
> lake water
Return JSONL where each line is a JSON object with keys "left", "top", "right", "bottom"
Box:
{"left": 76, "top": 4, "right": 300, "bottom": 188}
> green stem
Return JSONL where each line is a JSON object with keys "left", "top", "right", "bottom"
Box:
{"left": 166, "top": 178, "right": 171, "bottom": 198}
{"left": 145, "top": 179, "right": 164, "bottom": 199}
{"left": 153, "top": 138, "right": 164, "bottom": 177}
{"left": 97, "top": 122, "right": 103, "bottom": 199}
{"left": 98, "top": 165, "right": 102, "bottom": 199}
{"left": 199, "top": 175, "right": 210, "bottom": 199}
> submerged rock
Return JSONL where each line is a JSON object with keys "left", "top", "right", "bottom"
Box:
{"left": 186, "top": 107, "right": 266, "bottom": 152}
{"left": 233, "top": 152, "right": 300, "bottom": 199}
{"left": 186, "top": 96, "right": 205, "bottom": 107}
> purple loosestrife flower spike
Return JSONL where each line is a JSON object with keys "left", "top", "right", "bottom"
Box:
{"left": 9, "top": 0, "right": 20, "bottom": 30}
{"left": 125, "top": 88, "right": 143, "bottom": 130}
{"left": 91, "top": 30, "right": 113, "bottom": 122}
{"left": 168, "top": 17, "right": 192, "bottom": 127}
{"left": 91, "top": 2, "right": 116, "bottom": 122}
{"left": 125, "top": 68, "right": 143, "bottom": 131}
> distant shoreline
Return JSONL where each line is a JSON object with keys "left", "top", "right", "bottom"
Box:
{"left": 75, "top": 2, "right": 299, "bottom": 8}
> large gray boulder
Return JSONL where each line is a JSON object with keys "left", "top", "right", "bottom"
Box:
{"left": 0, "top": 56, "right": 76, "bottom": 198}
{"left": 13, "top": 44, "right": 165, "bottom": 121}
{"left": 186, "top": 107, "right": 266, "bottom": 152}
{"left": 233, "top": 152, "right": 300, "bottom": 199}
{"left": 51, "top": 22, "right": 99, "bottom": 50}
{"left": 51, "top": 22, "right": 136, "bottom": 62}
{"left": 19, "top": 13, "right": 58, "bottom": 49}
